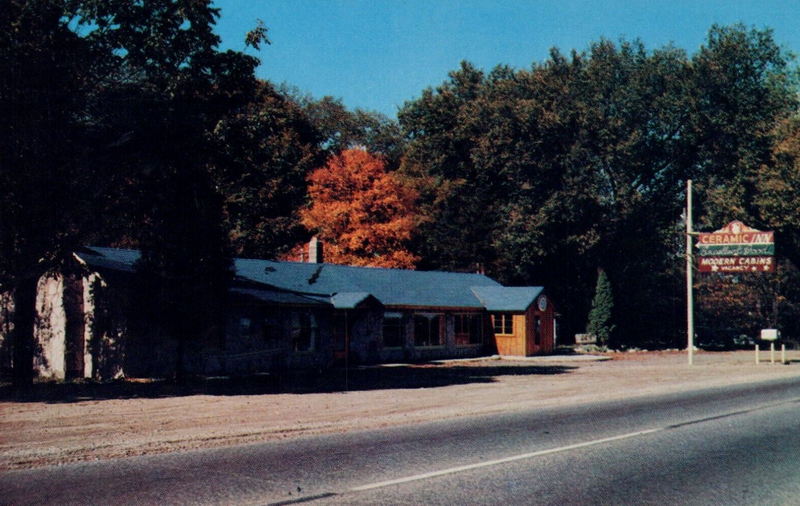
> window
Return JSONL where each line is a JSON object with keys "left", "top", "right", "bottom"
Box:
{"left": 534, "top": 316, "right": 542, "bottom": 345}
{"left": 291, "top": 312, "right": 317, "bottom": 352}
{"left": 238, "top": 317, "right": 253, "bottom": 339}
{"left": 332, "top": 312, "right": 348, "bottom": 352}
{"left": 492, "top": 313, "right": 513, "bottom": 335}
{"left": 454, "top": 314, "right": 483, "bottom": 345}
{"left": 262, "top": 312, "right": 281, "bottom": 349}
{"left": 383, "top": 312, "right": 405, "bottom": 348}
{"left": 414, "top": 313, "right": 443, "bottom": 347}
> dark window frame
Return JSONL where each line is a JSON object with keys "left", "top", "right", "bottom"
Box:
{"left": 290, "top": 312, "right": 318, "bottom": 352}
{"left": 382, "top": 312, "right": 405, "bottom": 348}
{"left": 261, "top": 311, "right": 282, "bottom": 349}
{"left": 414, "top": 313, "right": 444, "bottom": 347}
{"left": 454, "top": 313, "right": 483, "bottom": 345}
{"left": 332, "top": 312, "right": 348, "bottom": 352}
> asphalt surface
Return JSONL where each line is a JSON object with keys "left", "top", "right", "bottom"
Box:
{"left": 3, "top": 376, "right": 800, "bottom": 505}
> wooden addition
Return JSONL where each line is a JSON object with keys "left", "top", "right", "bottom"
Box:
{"left": 492, "top": 295, "right": 555, "bottom": 356}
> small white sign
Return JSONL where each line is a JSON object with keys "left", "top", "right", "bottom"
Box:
{"left": 761, "top": 329, "right": 780, "bottom": 341}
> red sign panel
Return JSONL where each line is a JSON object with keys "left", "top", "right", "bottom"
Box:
{"left": 697, "top": 220, "right": 774, "bottom": 247}
{"left": 698, "top": 256, "right": 775, "bottom": 273}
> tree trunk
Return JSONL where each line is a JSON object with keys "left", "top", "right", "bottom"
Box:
{"left": 12, "top": 276, "right": 38, "bottom": 387}
{"left": 174, "top": 328, "right": 186, "bottom": 383}
{"left": 64, "top": 273, "right": 86, "bottom": 380}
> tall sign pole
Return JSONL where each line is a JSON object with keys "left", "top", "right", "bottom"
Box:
{"left": 686, "top": 180, "right": 695, "bottom": 366}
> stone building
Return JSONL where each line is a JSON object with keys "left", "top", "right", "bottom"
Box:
{"left": 0, "top": 245, "right": 556, "bottom": 380}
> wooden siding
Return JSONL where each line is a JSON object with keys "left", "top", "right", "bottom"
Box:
{"left": 492, "top": 295, "right": 557, "bottom": 357}
{"left": 495, "top": 313, "right": 526, "bottom": 356}
{"left": 525, "top": 296, "right": 556, "bottom": 355}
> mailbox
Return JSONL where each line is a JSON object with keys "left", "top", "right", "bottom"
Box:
{"left": 760, "top": 329, "right": 780, "bottom": 341}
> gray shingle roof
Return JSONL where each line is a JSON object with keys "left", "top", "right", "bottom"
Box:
{"left": 239, "top": 259, "right": 501, "bottom": 308}
{"left": 471, "top": 286, "right": 544, "bottom": 312}
{"left": 78, "top": 247, "right": 542, "bottom": 311}
{"left": 329, "top": 292, "right": 376, "bottom": 309}
{"left": 76, "top": 246, "right": 140, "bottom": 272}
{"left": 230, "top": 287, "right": 329, "bottom": 307}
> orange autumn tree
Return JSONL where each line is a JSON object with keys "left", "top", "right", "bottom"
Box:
{"left": 300, "top": 148, "right": 420, "bottom": 268}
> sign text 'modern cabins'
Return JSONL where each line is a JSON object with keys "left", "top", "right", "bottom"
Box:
{"left": 696, "top": 220, "right": 775, "bottom": 274}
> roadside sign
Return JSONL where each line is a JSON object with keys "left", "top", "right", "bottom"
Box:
{"left": 698, "top": 256, "right": 775, "bottom": 273}
{"left": 761, "top": 329, "right": 780, "bottom": 341}
{"left": 696, "top": 221, "right": 775, "bottom": 275}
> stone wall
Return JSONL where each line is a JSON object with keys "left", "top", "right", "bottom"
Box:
{"left": 32, "top": 274, "right": 67, "bottom": 379}
{"left": 0, "top": 270, "right": 128, "bottom": 382}
{"left": 0, "top": 292, "right": 14, "bottom": 377}
{"left": 348, "top": 309, "right": 383, "bottom": 364}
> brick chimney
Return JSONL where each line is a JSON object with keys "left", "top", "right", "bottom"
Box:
{"left": 308, "top": 236, "right": 324, "bottom": 263}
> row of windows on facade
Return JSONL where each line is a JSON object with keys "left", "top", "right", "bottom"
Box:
{"left": 236, "top": 312, "right": 520, "bottom": 352}
{"left": 238, "top": 312, "right": 316, "bottom": 353}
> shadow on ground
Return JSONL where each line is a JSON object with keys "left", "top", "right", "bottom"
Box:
{"left": 0, "top": 362, "right": 576, "bottom": 403}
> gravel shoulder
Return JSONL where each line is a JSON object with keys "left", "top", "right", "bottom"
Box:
{"left": 2, "top": 350, "right": 799, "bottom": 470}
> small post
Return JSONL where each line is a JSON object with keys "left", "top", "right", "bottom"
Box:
{"left": 781, "top": 344, "right": 786, "bottom": 364}
{"left": 770, "top": 342, "right": 775, "bottom": 364}
{"left": 686, "top": 180, "right": 695, "bottom": 366}
{"left": 755, "top": 344, "right": 760, "bottom": 364}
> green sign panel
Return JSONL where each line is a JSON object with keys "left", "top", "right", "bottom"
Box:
{"left": 696, "top": 243, "right": 775, "bottom": 256}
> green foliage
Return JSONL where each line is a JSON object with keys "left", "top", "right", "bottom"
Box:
{"left": 690, "top": 25, "right": 798, "bottom": 230}
{"left": 245, "top": 19, "right": 270, "bottom": 50}
{"left": 211, "top": 82, "right": 325, "bottom": 259}
{"left": 2, "top": 0, "right": 348, "bottom": 381}
{"left": 696, "top": 260, "right": 800, "bottom": 343}
{"left": 587, "top": 270, "right": 616, "bottom": 347}
{"left": 399, "top": 61, "right": 502, "bottom": 273}
{"left": 399, "top": 25, "right": 798, "bottom": 345}
{"left": 0, "top": 0, "right": 105, "bottom": 384}
{"left": 4, "top": 4, "right": 800, "bottom": 381}
{"left": 755, "top": 116, "right": 800, "bottom": 268}
{"left": 283, "top": 89, "right": 406, "bottom": 167}
{"left": 69, "top": 0, "right": 262, "bottom": 378}
{"left": 685, "top": 25, "right": 800, "bottom": 343}
{"left": 0, "top": 0, "right": 95, "bottom": 288}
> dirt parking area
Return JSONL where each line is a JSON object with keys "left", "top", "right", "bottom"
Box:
{"left": 2, "top": 349, "right": 799, "bottom": 470}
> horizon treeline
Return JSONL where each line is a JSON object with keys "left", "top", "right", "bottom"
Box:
{"left": 3, "top": 1, "right": 800, "bottom": 383}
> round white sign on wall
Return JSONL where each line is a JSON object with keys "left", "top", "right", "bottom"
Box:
{"left": 537, "top": 295, "right": 547, "bottom": 311}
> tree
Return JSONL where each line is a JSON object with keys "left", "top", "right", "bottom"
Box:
{"left": 688, "top": 25, "right": 798, "bottom": 235}
{"left": 754, "top": 116, "right": 800, "bottom": 270}
{"left": 400, "top": 50, "right": 691, "bottom": 342}
{"left": 586, "top": 270, "right": 616, "bottom": 347}
{"left": 0, "top": 0, "right": 103, "bottom": 385}
{"left": 693, "top": 114, "right": 800, "bottom": 344}
{"left": 212, "top": 81, "right": 325, "bottom": 260}
{"left": 300, "top": 149, "right": 420, "bottom": 268}
{"left": 399, "top": 61, "right": 501, "bottom": 274}
{"left": 399, "top": 25, "right": 797, "bottom": 347}
{"left": 682, "top": 25, "right": 799, "bottom": 346}
{"left": 71, "top": 0, "right": 262, "bottom": 379}
{"left": 282, "top": 89, "right": 406, "bottom": 167}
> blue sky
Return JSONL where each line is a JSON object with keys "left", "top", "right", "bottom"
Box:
{"left": 211, "top": 0, "right": 800, "bottom": 118}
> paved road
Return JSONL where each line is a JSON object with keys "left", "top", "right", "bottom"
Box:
{"left": 3, "top": 377, "right": 800, "bottom": 505}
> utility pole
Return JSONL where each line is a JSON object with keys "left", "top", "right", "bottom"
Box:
{"left": 686, "top": 180, "right": 695, "bottom": 365}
